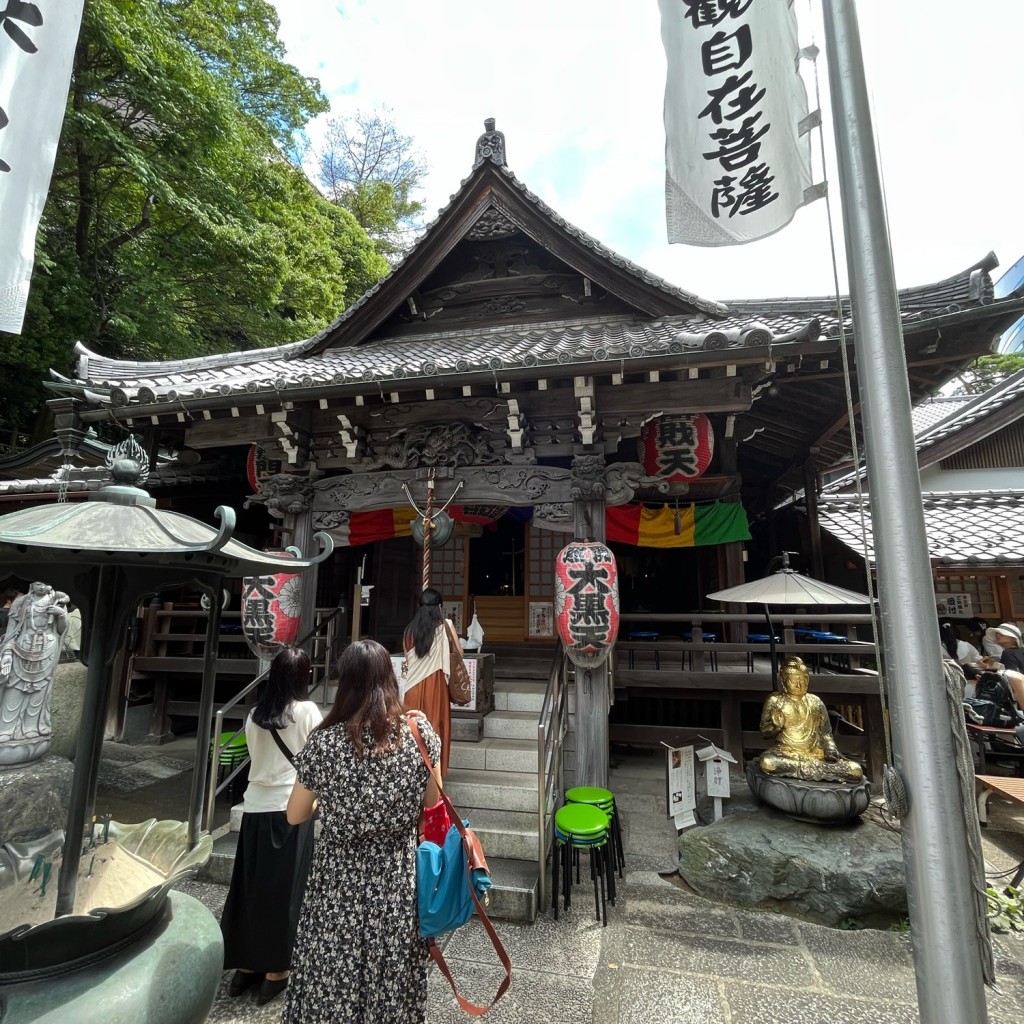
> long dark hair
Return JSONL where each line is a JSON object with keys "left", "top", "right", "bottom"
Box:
{"left": 251, "top": 647, "right": 311, "bottom": 729}
{"left": 318, "top": 639, "right": 404, "bottom": 755}
{"left": 404, "top": 587, "right": 444, "bottom": 658}
{"left": 939, "top": 622, "right": 959, "bottom": 660}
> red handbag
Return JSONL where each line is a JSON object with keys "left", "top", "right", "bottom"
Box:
{"left": 420, "top": 796, "right": 451, "bottom": 846}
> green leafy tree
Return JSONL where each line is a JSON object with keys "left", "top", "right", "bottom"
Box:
{"left": 0, "top": 0, "right": 387, "bottom": 441}
{"left": 316, "top": 108, "right": 427, "bottom": 262}
{"left": 950, "top": 353, "right": 1024, "bottom": 395}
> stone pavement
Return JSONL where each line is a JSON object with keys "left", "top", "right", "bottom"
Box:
{"left": 95, "top": 740, "right": 1024, "bottom": 1023}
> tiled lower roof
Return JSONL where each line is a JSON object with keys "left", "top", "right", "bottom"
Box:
{"left": 815, "top": 490, "right": 1024, "bottom": 566}
{"left": 913, "top": 368, "right": 1024, "bottom": 450}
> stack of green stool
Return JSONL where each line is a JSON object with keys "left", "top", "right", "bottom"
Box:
{"left": 565, "top": 786, "right": 625, "bottom": 882}
{"left": 211, "top": 730, "right": 249, "bottom": 801}
{"left": 552, "top": 803, "right": 612, "bottom": 926}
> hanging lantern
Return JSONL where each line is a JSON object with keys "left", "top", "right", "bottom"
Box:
{"left": 411, "top": 510, "right": 455, "bottom": 548}
{"left": 554, "top": 541, "right": 620, "bottom": 668}
{"left": 638, "top": 414, "right": 714, "bottom": 481}
{"left": 241, "top": 547, "right": 303, "bottom": 657}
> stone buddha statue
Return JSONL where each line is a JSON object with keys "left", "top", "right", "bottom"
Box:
{"left": 0, "top": 581, "right": 69, "bottom": 766}
{"left": 757, "top": 656, "right": 863, "bottom": 784}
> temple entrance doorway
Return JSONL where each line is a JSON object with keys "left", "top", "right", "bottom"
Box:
{"left": 469, "top": 515, "right": 526, "bottom": 642}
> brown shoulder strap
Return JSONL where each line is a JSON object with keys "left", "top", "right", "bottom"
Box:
{"left": 407, "top": 714, "right": 512, "bottom": 1015}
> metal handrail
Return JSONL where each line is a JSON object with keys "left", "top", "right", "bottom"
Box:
{"left": 537, "top": 642, "right": 570, "bottom": 911}
{"left": 202, "top": 603, "right": 345, "bottom": 831}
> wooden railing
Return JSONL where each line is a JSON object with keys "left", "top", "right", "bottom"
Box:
{"left": 612, "top": 612, "right": 885, "bottom": 781}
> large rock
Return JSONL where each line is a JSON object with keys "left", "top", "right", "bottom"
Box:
{"left": 681, "top": 782, "right": 906, "bottom": 927}
{"left": 50, "top": 661, "right": 88, "bottom": 761}
{"left": 0, "top": 756, "right": 73, "bottom": 844}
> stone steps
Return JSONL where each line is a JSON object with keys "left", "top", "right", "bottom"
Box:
{"left": 202, "top": 831, "right": 540, "bottom": 923}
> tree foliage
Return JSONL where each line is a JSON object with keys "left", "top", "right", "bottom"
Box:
{"left": 950, "top": 353, "right": 1024, "bottom": 395}
{"left": 315, "top": 109, "right": 427, "bottom": 262}
{"left": 0, "top": 0, "right": 389, "bottom": 438}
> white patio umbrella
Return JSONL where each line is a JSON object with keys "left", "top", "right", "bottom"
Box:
{"left": 706, "top": 553, "right": 872, "bottom": 685}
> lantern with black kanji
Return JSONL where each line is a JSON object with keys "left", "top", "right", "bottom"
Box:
{"left": 554, "top": 540, "right": 620, "bottom": 668}
{"left": 241, "top": 547, "right": 304, "bottom": 656}
{"left": 638, "top": 413, "right": 714, "bottom": 481}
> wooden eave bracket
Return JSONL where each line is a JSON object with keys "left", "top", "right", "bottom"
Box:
{"left": 336, "top": 414, "right": 366, "bottom": 460}
{"left": 506, "top": 398, "right": 526, "bottom": 453}
{"left": 574, "top": 376, "right": 597, "bottom": 446}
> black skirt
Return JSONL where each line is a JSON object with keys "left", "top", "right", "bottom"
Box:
{"left": 220, "top": 810, "right": 314, "bottom": 972}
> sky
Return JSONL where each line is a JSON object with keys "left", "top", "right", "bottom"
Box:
{"left": 271, "top": 1, "right": 1024, "bottom": 306}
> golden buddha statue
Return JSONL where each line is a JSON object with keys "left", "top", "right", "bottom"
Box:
{"left": 757, "top": 657, "right": 863, "bottom": 784}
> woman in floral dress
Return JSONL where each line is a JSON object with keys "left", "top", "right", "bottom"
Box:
{"left": 285, "top": 639, "right": 440, "bottom": 1024}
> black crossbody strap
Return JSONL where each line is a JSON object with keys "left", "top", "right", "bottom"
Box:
{"left": 269, "top": 726, "right": 296, "bottom": 766}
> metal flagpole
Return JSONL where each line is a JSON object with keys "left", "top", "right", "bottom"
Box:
{"left": 821, "top": 3, "right": 988, "bottom": 1021}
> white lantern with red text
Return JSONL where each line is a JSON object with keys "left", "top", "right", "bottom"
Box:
{"left": 241, "top": 547, "right": 303, "bottom": 657}
{"left": 638, "top": 414, "right": 714, "bottom": 481}
{"left": 554, "top": 541, "right": 620, "bottom": 669}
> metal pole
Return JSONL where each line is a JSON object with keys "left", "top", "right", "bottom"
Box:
{"left": 56, "top": 566, "right": 116, "bottom": 917}
{"left": 821, "top": 3, "right": 988, "bottom": 1021}
{"left": 187, "top": 584, "right": 224, "bottom": 848}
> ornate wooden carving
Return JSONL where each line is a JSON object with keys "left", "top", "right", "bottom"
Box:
{"left": 244, "top": 473, "right": 314, "bottom": 519}
{"left": 360, "top": 421, "right": 504, "bottom": 471}
{"left": 605, "top": 462, "right": 667, "bottom": 505}
{"left": 570, "top": 453, "right": 606, "bottom": 500}
{"left": 467, "top": 205, "right": 518, "bottom": 240}
{"left": 312, "top": 465, "right": 572, "bottom": 514}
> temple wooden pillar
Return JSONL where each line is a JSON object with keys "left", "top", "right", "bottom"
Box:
{"left": 282, "top": 478, "right": 318, "bottom": 652}
{"left": 803, "top": 456, "right": 825, "bottom": 581}
{"left": 718, "top": 438, "right": 747, "bottom": 643}
{"left": 571, "top": 453, "right": 609, "bottom": 790}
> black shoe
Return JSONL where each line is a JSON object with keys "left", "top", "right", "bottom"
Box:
{"left": 257, "top": 977, "right": 289, "bottom": 1005}
{"left": 228, "top": 970, "right": 262, "bottom": 997}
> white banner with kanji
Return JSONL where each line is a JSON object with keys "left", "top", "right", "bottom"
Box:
{"left": 0, "top": 0, "right": 84, "bottom": 334}
{"left": 659, "top": 0, "right": 814, "bottom": 246}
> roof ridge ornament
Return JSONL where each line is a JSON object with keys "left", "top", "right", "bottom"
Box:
{"left": 474, "top": 118, "right": 506, "bottom": 168}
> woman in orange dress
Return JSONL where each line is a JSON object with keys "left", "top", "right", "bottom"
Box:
{"left": 401, "top": 588, "right": 452, "bottom": 776}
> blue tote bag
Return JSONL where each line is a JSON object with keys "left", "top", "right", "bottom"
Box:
{"left": 416, "top": 818, "right": 491, "bottom": 937}
{"left": 408, "top": 715, "right": 511, "bottom": 1016}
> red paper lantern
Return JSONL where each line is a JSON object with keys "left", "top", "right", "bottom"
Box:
{"left": 241, "top": 548, "right": 303, "bottom": 657}
{"left": 638, "top": 414, "right": 714, "bottom": 481}
{"left": 554, "top": 541, "right": 620, "bottom": 669}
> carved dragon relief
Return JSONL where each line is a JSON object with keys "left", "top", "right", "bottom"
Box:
{"left": 244, "top": 473, "right": 314, "bottom": 519}
{"left": 359, "top": 420, "right": 505, "bottom": 471}
{"left": 606, "top": 462, "right": 670, "bottom": 505}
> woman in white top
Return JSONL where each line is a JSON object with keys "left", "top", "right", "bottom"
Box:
{"left": 220, "top": 647, "right": 323, "bottom": 1005}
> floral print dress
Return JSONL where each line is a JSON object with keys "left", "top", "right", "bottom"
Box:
{"left": 283, "top": 715, "right": 440, "bottom": 1024}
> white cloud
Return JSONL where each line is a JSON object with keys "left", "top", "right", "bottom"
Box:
{"left": 272, "top": 0, "right": 1024, "bottom": 303}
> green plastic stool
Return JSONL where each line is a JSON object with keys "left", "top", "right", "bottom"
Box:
{"left": 565, "top": 786, "right": 625, "bottom": 881}
{"left": 210, "top": 730, "right": 248, "bottom": 803}
{"left": 211, "top": 730, "right": 248, "bottom": 767}
{"left": 553, "top": 803, "right": 612, "bottom": 925}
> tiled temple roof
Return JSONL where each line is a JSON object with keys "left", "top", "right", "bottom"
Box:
{"left": 59, "top": 255, "right": 1008, "bottom": 412}
{"left": 816, "top": 490, "right": 1024, "bottom": 567}
{"left": 63, "top": 313, "right": 822, "bottom": 409}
